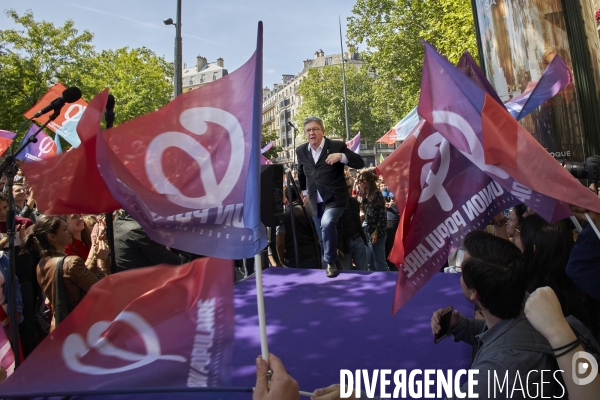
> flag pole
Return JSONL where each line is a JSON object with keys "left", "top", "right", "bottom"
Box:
{"left": 584, "top": 212, "right": 600, "bottom": 240}
{"left": 254, "top": 254, "right": 269, "bottom": 361}
{"left": 249, "top": 22, "right": 270, "bottom": 364}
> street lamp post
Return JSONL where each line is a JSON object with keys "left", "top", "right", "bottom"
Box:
{"left": 339, "top": 16, "right": 350, "bottom": 141}
{"left": 164, "top": 0, "right": 182, "bottom": 97}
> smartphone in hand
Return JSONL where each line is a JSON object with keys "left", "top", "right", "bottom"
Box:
{"left": 434, "top": 305, "right": 453, "bottom": 344}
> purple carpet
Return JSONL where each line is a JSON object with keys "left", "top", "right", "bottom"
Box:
{"left": 231, "top": 268, "right": 474, "bottom": 397}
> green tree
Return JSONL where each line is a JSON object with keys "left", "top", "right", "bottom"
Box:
{"left": 294, "top": 64, "right": 392, "bottom": 144}
{"left": 0, "top": 9, "right": 172, "bottom": 134}
{"left": 0, "top": 9, "right": 94, "bottom": 132}
{"left": 78, "top": 47, "right": 172, "bottom": 125}
{"left": 347, "top": 0, "right": 478, "bottom": 121}
{"left": 262, "top": 123, "right": 282, "bottom": 161}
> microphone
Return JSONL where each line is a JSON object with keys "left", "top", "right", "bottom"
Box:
{"left": 33, "top": 86, "right": 82, "bottom": 118}
{"left": 105, "top": 94, "right": 115, "bottom": 129}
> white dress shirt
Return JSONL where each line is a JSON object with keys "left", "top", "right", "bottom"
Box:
{"left": 303, "top": 138, "right": 348, "bottom": 203}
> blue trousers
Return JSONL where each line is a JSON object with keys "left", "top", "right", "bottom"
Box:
{"left": 339, "top": 236, "right": 369, "bottom": 271}
{"left": 366, "top": 233, "right": 389, "bottom": 271}
{"left": 313, "top": 204, "right": 345, "bottom": 264}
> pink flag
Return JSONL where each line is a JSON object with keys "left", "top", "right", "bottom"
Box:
{"left": 419, "top": 41, "right": 600, "bottom": 221}
{"left": 0, "top": 130, "right": 17, "bottom": 157}
{"left": 261, "top": 141, "right": 273, "bottom": 154}
{"left": 346, "top": 132, "right": 361, "bottom": 154}
{"left": 378, "top": 120, "right": 518, "bottom": 313}
{"left": 0, "top": 258, "right": 234, "bottom": 396}
{"left": 0, "top": 321, "right": 15, "bottom": 379}
{"left": 21, "top": 89, "right": 121, "bottom": 215}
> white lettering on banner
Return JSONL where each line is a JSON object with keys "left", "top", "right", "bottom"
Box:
{"left": 145, "top": 107, "right": 245, "bottom": 210}
{"left": 431, "top": 111, "right": 509, "bottom": 181}
{"left": 24, "top": 153, "right": 42, "bottom": 162}
{"left": 63, "top": 104, "right": 86, "bottom": 125}
{"left": 37, "top": 136, "right": 54, "bottom": 157}
{"left": 417, "top": 132, "right": 453, "bottom": 211}
{"left": 462, "top": 181, "right": 505, "bottom": 221}
{"left": 510, "top": 181, "right": 533, "bottom": 203}
{"left": 187, "top": 298, "right": 216, "bottom": 387}
{"left": 62, "top": 311, "right": 186, "bottom": 375}
{"left": 403, "top": 210, "right": 466, "bottom": 277}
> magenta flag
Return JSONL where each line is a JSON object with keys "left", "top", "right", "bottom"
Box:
{"left": 17, "top": 124, "right": 57, "bottom": 162}
{"left": 0, "top": 258, "right": 234, "bottom": 397}
{"left": 504, "top": 54, "right": 572, "bottom": 120}
{"left": 261, "top": 141, "right": 273, "bottom": 154}
{"left": 378, "top": 121, "right": 519, "bottom": 313}
{"left": 419, "top": 41, "right": 600, "bottom": 222}
{"left": 0, "top": 130, "right": 16, "bottom": 157}
{"left": 94, "top": 25, "right": 266, "bottom": 259}
{"left": 346, "top": 132, "right": 361, "bottom": 154}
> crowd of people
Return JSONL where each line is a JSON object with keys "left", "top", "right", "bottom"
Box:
{"left": 1, "top": 116, "right": 600, "bottom": 399}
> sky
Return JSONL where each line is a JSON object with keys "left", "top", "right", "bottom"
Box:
{"left": 1, "top": 0, "right": 359, "bottom": 89}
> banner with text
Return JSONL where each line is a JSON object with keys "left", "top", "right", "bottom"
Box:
{"left": 0, "top": 258, "right": 234, "bottom": 397}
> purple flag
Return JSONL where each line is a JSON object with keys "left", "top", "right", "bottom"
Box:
{"left": 17, "top": 124, "right": 57, "bottom": 162}
{"left": 95, "top": 24, "right": 266, "bottom": 259}
{"left": 0, "top": 258, "right": 235, "bottom": 397}
{"left": 261, "top": 141, "right": 273, "bottom": 154}
{"left": 418, "top": 40, "right": 581, "bottom": 222}
{"left": 346, "top": 132, "right": 361, "bottom": 154}
{"left": 504, "top": 55, "right": 572, "bottom": 120}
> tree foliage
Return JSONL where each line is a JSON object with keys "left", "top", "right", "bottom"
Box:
{"left": 347, "top": 0, "right": 478, "bottom": 121}
{"left": 0, "top": 9, "right": 172, "bottom": 133}
{"left": 0, "top": 9, "right": 94, "bottom": 132}
{"left": 78, "top": 47, "right": 172, "bottom": 125}
{"left": 294, "top": 64, "right": 393, "bottom": 143}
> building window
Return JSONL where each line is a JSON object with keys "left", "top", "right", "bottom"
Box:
{"left": 188, "top": 76, "right": 194, "bottom": 85}
{"left": 325, "top": 57, "right": 332, "bottom": 65}
{"left": 200, "top": 74, "right": 205, "bottom": 83}
{"left": 213, "top": 72, "right": 218, "bottom": 81}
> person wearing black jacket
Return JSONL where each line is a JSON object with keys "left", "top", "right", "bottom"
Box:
{"left": 296, "top": 116, "right": 364, "bottom": 277}
{"left": 338, "top": 177, "right": 368, "bottom": 270}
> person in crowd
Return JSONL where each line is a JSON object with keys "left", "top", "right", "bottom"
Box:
{"left": 84, "top": 215, "right": 98, "bottom": 232}
{"left": 566, "top": 206, "right": 600, "bottom": 302}
{"left": 13, "top": 182, "right": 36, "bottom": 223}
{"left": 520, "top": 214, "right": 600, "bottom": 337}
{"left": 64, "top": 213, "right": 109, "bottom": 272}
{"left": 338, "top": 176, "right": 368, "bottom": 270}
{"left": 113, "top": 210, "right": 186, "bottom": 271}
{"left": 430, "top": 230, "right": 563, "bottom": 398}
{"left": 22, "top": 216, "right": 109, "bottom": 328}
{"left": 0, "top": 250, "right": 23, "bottom": 360}
{"left": 506, "top": 204, "right": 527, "bottom": 250}
{"left": 296, "top": 116, "right": 364, "bottom": 278}
{"left": 276, "top": 188, "right": 319, "bottom": 269}
{"left": 0, "top": 193, "right": 39, "bottom": 357}
{"left": 525, "top": 287, "right": 600, "bottom": 399}
{"left": 358, "top": 171, "right": 389, "bottom": 272}
{"left": 385, "top": 196, "right": 399, "bottom": 271}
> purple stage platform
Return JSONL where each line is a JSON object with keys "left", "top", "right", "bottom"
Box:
{"left": 37, "top": 268, "right": 473, "bottom": 400}
{"left": 231, "top": 267, "right": 474, "bottom": 397}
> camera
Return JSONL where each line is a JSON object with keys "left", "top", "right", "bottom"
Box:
{"left": 557, "top": 156, "right": 599, "bottom": 182}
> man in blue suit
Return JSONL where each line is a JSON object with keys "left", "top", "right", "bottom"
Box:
{"left": 296, "top": 116, "right": 364, "bottom": 277}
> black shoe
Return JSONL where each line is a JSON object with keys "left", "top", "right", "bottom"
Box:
{"left": 326, "top": 263, "right": 339, "bottom": 278}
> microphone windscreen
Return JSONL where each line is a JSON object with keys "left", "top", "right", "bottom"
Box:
{"left": 106, "top": 94, "right": 115, "bottom": 110}
{"left": 62, "top": 86, "right": 82, "bottom": 103}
